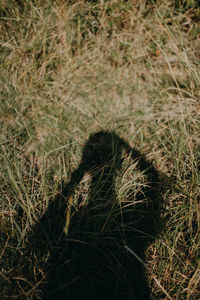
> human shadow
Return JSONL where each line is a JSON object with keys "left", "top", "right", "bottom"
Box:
{"left": 29, "top": 131, "right": 164, "bottom": 300}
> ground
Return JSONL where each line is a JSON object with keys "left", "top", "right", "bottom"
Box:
{"left": 0, "top": 1, "right": 200, "bottom": 299}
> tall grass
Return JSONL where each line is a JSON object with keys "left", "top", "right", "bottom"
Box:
{"left": 0, "top": 0, "right": 199, "bottom": 299}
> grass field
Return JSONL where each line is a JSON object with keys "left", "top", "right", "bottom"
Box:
{"left": 0, "top": 0, "right": 200, "bottom": 299}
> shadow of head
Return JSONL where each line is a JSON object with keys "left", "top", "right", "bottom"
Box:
{"left": 81, "top": 131, "right": 124, "bottom": 167}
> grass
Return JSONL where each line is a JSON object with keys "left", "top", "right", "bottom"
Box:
{"left": 0, "top": 0, "right": 200, "bottom": 299}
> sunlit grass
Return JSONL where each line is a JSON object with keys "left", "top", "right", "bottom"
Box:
{"left": 0, "top": 0, "right": 199, "bottom": 299}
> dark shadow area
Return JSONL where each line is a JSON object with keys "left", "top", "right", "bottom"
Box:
{"left": 29, "top": 131, "right": 165, "bottom": 300}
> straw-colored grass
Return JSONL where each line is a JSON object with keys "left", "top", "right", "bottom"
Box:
{"left": 0, "top": 0, "right": 199, "bottom": 299}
